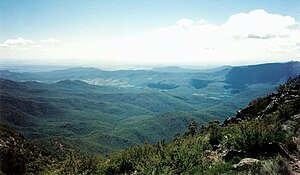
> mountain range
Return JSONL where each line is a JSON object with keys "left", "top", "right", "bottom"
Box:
{"left": 1, "top": 71, "right": 299, "bottom": 175}
{"left": 0, "top": 61, "right": 299, "bottom": 155}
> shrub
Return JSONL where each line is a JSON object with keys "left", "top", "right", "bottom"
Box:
{"left": 259, "top": 156, "right": 292, "bottom": 175}
{"left": 207, "top": 121, "right": 222, "bottom": 146}
{"left": 223, "top": 116, "right": 287, "bottom": 157}
{"left": 42, "top": 154, "right": 104, "bottom": 175}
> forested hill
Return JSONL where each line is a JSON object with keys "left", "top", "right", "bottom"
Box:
{"left": 1, "top": 75, "right": 299, "bottom": 174}
{"left": 224, "top": 61, "right": 300, "bottom": 89}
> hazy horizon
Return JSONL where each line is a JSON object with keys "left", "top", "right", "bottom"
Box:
{"left": 0, "top": 60, "right": 299, "bottom": 73}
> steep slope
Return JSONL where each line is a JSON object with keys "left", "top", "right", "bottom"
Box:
{"left": 80, "top": 75, "right": 299, "bottom": 175}
{"left": 0, "top": 124, "right": 52, "bottom": 175}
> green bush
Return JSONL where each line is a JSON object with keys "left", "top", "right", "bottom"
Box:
{"left": 41, "top": 154, "right": 104, "bottom": 175}
{"left": 223, "top": 116, "right": 287, "bottom": 157}
{"left": 207, "top": 121, "right": 222, "bottom": 146}
{"left": 258, "top": 156, "right": 291, "bottom": 175}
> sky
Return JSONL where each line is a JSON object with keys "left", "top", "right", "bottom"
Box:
{"left": 0, "top": 0, "right": 300, "bottom": 68}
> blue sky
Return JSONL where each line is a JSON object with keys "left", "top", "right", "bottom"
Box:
{"left": 0, "top": 0, "right": 300, "bottom": 67}
{"left": 1, "top": 0, "right": 299, "bottom": 39}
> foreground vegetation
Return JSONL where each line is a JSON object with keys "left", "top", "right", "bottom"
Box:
{"left": 1, "top": 75, "right": 300, "bottom": 174}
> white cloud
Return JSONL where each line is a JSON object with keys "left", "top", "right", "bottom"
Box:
{"left": 40, "top": 38, "right": 61, "bottom": 43}
{"left": 4, "top": 37, "right": 35, "bottom": 46}
{"left": 0, "top": 9, "right": 299, "bottom": 66}
{"left": 223, "top": 9, "right": 295, "bottom": 38}
{"left": 247, "top": 34, "right": 276, "bottom": 39}
{"left": 0, "top": 44, "right": 10, "bottom": 49}
{"left": 0, "top": 37, "right": 61, "bottom": 50}
{"left": 86, "top": 9, "right": 298, "bottom": 66}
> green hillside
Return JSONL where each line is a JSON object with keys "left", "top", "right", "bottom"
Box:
{"left": 0, "top": 74, "right": 276, "bottom": 153}
{"left": 0, "top": 78, "right": 209, "bottom": 154}
{"left": 1, "top": 62, "right": 299, "bottom": 155}
{"left": 1, "top": 75, "right": 299, "bottom": 175}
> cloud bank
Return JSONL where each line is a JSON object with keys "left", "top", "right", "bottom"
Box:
{"left": 106, "top": 9, "right": 299, "bottom": 65}
{"left": 0, "top": 9, "right": 299, "bottom": 66}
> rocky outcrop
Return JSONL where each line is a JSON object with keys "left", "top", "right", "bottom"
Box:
{"left": 0, "top": 124, "right": 50, "bottom": 174}
{"left": 233, "top": 158, "right": 259, "bottom": 169}
{"left": 222, "top": 76, "right": 300, "bottom": 174}
{"left": 224, "top": 75, "right": 300, "bottom": 126}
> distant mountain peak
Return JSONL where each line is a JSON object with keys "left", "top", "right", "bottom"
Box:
{"left": 225, "top": 61, "right": 300, "bottom": 89}
{"left": 54, "top": 79, "right": 88, "bottom": 85}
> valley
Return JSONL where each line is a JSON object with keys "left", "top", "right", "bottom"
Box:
{"left": 1, "top": 61, "right": 299, "bottom": 154}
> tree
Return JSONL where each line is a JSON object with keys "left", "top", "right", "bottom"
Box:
{"left": 188, "top": 121, "right": 197, "bottom": 137}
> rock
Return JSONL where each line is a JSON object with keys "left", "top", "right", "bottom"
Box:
{"left": 223, "top": 117, "right": 242, "bottom": 126}
{"left": 131, "top": 170, "right": 139, "bottom": 175}
{"left": 233, "top": 158, "right": 259, "bottom": 169}
{"left": 212, "top": 144, "right": 218, "bottom": 151}
{"left": 291, "top": 160, "right": 300, "bottom": 174}
{"left": 223, "top": 117, "right": 233, "bottom": 126}
{"left": 264, "top": 100, "right": 278, "bottom": 113}
{"left": 236, "top": 109, "right": 245, "bottom": 119}
{"left": 285, "top": 100, "right": 292, "bottom": 103}
{"left": 0, "top": 139, "right": 7, "bottom": 147}
{"left": 291, "top": 114, "right": 300, "bottom": 120}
